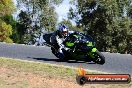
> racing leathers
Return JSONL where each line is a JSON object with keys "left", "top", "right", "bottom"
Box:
{"left": 50, "top": 30, "right": 75, "bottom": 59}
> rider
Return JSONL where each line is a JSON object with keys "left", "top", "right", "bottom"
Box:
{"left": 50, "top": 24, "right": 72, "bottom": 59}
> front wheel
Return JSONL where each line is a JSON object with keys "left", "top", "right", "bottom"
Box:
{"left": 93, "top": 50, "right": 105, "bottom": 65}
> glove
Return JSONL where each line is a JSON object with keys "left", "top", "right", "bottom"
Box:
{"left": 61, "top": 47, "right": 72, "bottom": 53}
{"left": 61, "top": 47, "right": 69, "bottom": 52}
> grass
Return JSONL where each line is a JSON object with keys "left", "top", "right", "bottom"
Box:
{"left": 0, "top": 57, "right": 77, "bottom": 78}
{"left": 0, "top": 57, "right": 100, "bottom": 78}
{"left": 0, "top": 57, "right": 131, "bottom": 88}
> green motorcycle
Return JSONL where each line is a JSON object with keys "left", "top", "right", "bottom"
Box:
{"left": 44, "top": 33, "right": 105, "bottom": 65}
{"left": 51, "top": 33, "right": 105, "bottom": 65}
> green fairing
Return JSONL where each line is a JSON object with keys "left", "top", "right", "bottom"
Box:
{"left": 66, "top": 42, "right": 74, "bottom": 47}
{"left": 73, "top": 35, "right": 78, "bottom": 38}
{"left": 92, "top": 48, "right": 97, "bottom": 52}
{"left": 87, "top": 42, "right": 93, "bottom": 46}
{"left": 65, "top": 34, "right": 78, "bottom": 47}
{"left": 88, "top": 52, "right": 95, "bottom": 58}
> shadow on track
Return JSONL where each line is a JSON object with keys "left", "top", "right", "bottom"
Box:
{"left": 28, "top": 57, "right": 96, "bottom": 64}
{"left": 27, "top": 57, "right": 59, "bottom": 62}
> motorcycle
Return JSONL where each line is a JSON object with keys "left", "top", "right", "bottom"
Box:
{"left": 43, "top": 32, "right": 105, "bottom": 65}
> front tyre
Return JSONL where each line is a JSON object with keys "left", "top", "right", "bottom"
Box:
{"left": 94, "top": 50, "right": 105, "bottom": 65}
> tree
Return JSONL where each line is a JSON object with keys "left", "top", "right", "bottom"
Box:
{"left": 128, "top": 5, "right": 132, "bottom": 18}
{"left": 0, "top": 0, "right": 16, "bottom": 17}
{"left": 0, "top": 0, "right": 16, "bottom": 43}
{"left": 0, "top": 20, "right": 13, "bottom": 43}
{"left": 40, "top": 6, "right": 57, "bottom": 31}
{"left": 16, "top": 0, "right": 63, "bottom": 31}
{"left": 69, "top": 0, "right": 132, "bottom": 54}
{"left": 1, "top": 15, "right": 19, "bottom": 43}
{"left": 15, "top": 0, "right": 63, "bottom": 44}
{"left": 58, "top": 19, "right": 83, "bottom": 32}
{"left": 17, "top": 10, "right": 32, "bottom": 44}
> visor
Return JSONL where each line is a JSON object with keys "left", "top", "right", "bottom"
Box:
{"left": 62, "top": 31, "right": 68, "bottom": 34}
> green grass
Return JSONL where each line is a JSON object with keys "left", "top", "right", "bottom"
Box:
{"left": 0, "top": 57, "right": 131, "bottom": 88}
{"left": 0, "top": 57, "right": 100, "bottom": 76}
{"left": 0, "top": 57, "right": 87, "bottom": 79}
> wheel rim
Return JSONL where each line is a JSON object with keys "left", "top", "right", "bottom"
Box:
{"left": 96, "top": 56, "right": 101, "bottom": 62}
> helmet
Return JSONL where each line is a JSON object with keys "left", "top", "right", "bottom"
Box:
{"left": 59, "top": 25, "right": 69, "bottom": 37}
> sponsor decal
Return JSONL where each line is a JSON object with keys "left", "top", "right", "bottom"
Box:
{"left": 76, "top": 66, "right": 131, "bottom": 85}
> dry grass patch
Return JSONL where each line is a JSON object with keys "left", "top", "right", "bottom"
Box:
{"left": 0, "top": 57, "right": 131, "bottom": 88}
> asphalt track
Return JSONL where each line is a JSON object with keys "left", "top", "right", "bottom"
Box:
{"left": 0, "top": 42, "right": 132, "bottom": 75}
